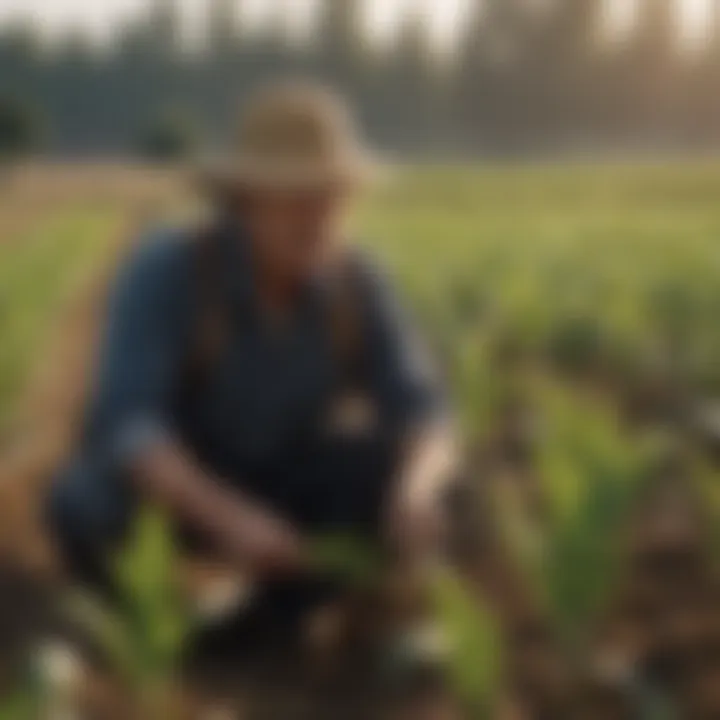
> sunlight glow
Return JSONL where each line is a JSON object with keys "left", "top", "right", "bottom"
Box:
{"left": 364, "top": 0, "right": 407, "bottom": 44}
{"left": 682, "top": 0, "right": 713, "bottom": 41}
{"left": 0, "top": 0, "right": 713, "bottom": 49}
{"left": 607, "top": 0, "right": 712, "bottom": 43}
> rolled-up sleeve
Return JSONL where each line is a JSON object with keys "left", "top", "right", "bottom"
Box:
{"left": 84, "top": 230, "right": 191, "bottom": 471}
{"left": 360, "top": 259, "right": 447, "bottom": 429}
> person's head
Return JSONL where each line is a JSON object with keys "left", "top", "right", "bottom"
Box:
{"left": 205, "top": 81, "right": 379, "bottom": 284}
{"left": 236, "top": 181, "right": 355, "bottom": 284}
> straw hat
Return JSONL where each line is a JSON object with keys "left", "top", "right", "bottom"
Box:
{"left": 201, "top": 81, "right": 379, "bottom": 192}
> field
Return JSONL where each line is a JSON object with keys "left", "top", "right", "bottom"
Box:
{"left": 2, "top": 162, "right": 720, "bottom": 718}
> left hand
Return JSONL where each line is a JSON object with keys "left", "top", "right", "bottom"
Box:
{"left": 384, "top": 424, "right": 456, "bottom": 563}
{"left": 384, "top": 486, "right": 446, "bottom": 563}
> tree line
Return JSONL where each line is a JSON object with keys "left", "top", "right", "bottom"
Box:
{"left": 1, "top": 0, "right": 719, "bottom": 158}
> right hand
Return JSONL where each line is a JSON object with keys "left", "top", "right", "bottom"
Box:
{"left": 133, "top": 443, "right": 308, "bottom": 577}
{"left": 228, "top": 499, "right": 308, "bottom": 576}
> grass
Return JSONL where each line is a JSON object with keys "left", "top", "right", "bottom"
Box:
{"left": 5, "top": 162, "right": 720, "bottom": 438}
{"left": 0, "top": 206, "right": 123, "bottom": 432}
{"left": 364, "top": 163, "right": 720, "bottom": 416}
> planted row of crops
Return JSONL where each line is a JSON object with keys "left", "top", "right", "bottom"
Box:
{"left": 361, "top": 164, "right": 720, "bottom": 718}
{"left": 3, "top": 164, "right": 720, "bottom": 717}
{"left": 0, "top": 208, "right": 126, "bottom": 434}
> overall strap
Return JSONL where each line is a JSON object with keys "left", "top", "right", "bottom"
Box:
{"left": 324, "top": 248, "right": 368, "bottom": 392}
{"left": 181, "top": 229, "right": 369, "bottom": 402}
{"left": 182, "top": 225, "right": 233, "bottom": 397}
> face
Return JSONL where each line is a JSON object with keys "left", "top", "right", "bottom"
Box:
{"left": 238, "top": 184, "right": 355, "bottom": 284}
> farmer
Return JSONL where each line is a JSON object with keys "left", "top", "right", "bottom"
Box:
{"left": 46, "top": 81, "right": 454, "bottom": 651}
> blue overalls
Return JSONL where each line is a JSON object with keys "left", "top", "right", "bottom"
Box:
{"left": 46, "top": 222, "right": 445, "bottom": 637}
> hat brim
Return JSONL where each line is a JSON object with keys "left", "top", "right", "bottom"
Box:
{"left": 196, "top": 151, "right": 385, "bottom": 194}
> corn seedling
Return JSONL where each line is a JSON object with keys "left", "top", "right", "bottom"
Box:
{"left": 66, "top": 507, "right": 192, "bottom": 718}
{"left": 310, "top": 535, "right": 501, "bottom": 717}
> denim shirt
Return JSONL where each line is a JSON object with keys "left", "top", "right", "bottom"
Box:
{"left": 76, "top": 222, "right": 445, "bottom": 496}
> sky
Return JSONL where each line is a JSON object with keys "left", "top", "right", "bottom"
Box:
{"left": 0, "top": 0, "right": 471, "bottom": 49}
{"left": 608, "top": 0, "right": 712, "bottom": 41}
{"left": 0, "top": 0, "right": 712, "bottom": 49}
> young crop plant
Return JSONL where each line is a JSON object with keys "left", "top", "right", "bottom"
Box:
{"left": 311, "top": 535, "right": 502, "bottom": 717}
{"left": 66, "top": 507, "right": 193, "bottom": 718}
{"left": 495, "top": 383, "right": 653, "bottom": 646}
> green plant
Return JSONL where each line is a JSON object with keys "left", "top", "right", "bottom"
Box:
{"left": 310, "top": 536, "right": 501, "bottom": 717}
{"left": 495, "top": 384, "right": 651, "bottom": 644}
{"left": 0, "top": 690, "right": 35, "bottom": 720}
{"left": 67, "top": 508, "right": 192, "bottom": 716}
{"left": 429, "top": 566, "right": 502, "bottom": 718}
{"left": 309, "top": 534, "right": 385, "bottom": 586}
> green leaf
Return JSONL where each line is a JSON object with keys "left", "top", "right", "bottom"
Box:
{"left": 429, "top": 566, "right": 501, "bottom": 716}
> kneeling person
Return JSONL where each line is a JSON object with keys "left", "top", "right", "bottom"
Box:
{"left": 47, "top": 82, "right": 454, "bottom": 646}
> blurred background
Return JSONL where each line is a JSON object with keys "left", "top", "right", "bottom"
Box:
{"left": 3, "top": 1, "right": 720, "bottom": 719}
{"left": 1, "top": 0, "right": 720, "bottom": 155}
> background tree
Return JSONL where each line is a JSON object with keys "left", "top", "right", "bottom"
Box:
{"left": 0, "top": 96, "right": 43, "bottom": 163}
{"left": 314, "top": 0, "right": 366, "bottom": 90}
{"left": 687, "top": 0, "right": 720, "bottom": 144}
{"left": 622, "top": 0, "right": 679, "bottom": 144}
{"left": 529, "top": 0, "right": 606, "bottom": 146}
{"left": 137, "top": 107, "right": 201, "bottom": 162}
{"left": 378, "top": 7, "right": 439, "bottom": 151}
{"left": 0, "top": 0, "right": 719, "bottom": 157}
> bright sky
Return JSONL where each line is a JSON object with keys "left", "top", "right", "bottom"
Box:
{"left": 607, "top": 0, "right": 712, "bottom": 42}
{"left": 0, "top": 0, "right": 712, "bottom": 48}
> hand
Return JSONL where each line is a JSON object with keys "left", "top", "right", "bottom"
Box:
{"left": 384, "top": 486, "right": 445, "bottom": 564}
{"left": 228, "top": 499, "right": 308, "bottom": 576}
{"left": 132, "top": 442, "right": 308, "bottom": 577}
{"left": 383, "top": 425, "right": 455, "bottom": 565}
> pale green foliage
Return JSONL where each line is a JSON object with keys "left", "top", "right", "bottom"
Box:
{"left": 310, "top": 536, "right": 500, "bottom": 715}
{"left": 309, "top": 535, "right": 384, "bottom": 587}
{"left": 429, "top": 566, "right": 502, "bottom": 717}
{"left": 114, "top": 509, "right": 191, "bottom": 683}
{"left": 0, "top": 690, "right": 34, "bottom": 720}
{"left": 362, "top": 164, "right": 720, "bottom": 643}
{"left": 365, "top": 164, "right": 720, "bottom": 400}
{"left": 6, "top": 164, "right": 720, "bottom": 713}
{"left": 67, "top": 508, "right": 192, "bottom": 696}
{"left": 0, "top": 208, "right": 123, "bottom": 431}
{"left": 498, "top": 385, "right": 651, "bottom": 639}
